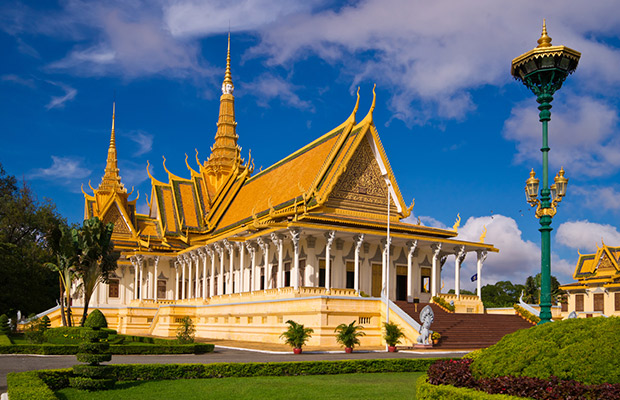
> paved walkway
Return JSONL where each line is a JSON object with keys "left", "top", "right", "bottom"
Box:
{"left": 0, "top": 345, "right": 468, "bottom": 392}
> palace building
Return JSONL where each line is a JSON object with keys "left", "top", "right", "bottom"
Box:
{"left": 55, "top": 37, "right": 498, "bottom": 346}
{"left": 559, "top": 243, "right": 620, "bottom": 318}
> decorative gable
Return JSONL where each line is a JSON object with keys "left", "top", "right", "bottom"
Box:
{"left": 326, "top": 137, "right": 395, "bottom": 216}
{"left": 102, "top": 203, "right": 132, "bottom": 235}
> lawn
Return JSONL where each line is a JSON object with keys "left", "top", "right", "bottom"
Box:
{"left": 55, "top": 372, "right": 423, "bottom": 400}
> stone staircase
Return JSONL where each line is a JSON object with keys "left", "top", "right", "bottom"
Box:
{"left": 394, "top": 301, "right": 534, "bottom": 350}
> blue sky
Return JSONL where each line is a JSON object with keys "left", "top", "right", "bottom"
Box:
{"left": 2, "top": 0, "right": 620, "bottom": 290}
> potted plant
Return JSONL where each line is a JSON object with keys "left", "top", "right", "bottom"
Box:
{"left": 334, "top": 321, "right": 365, "bottom": 353}
{"left": 431, "top": 331, "right": 441, "bottom": 345}
{"left": 280, "top": 320, "right": 314, "bottom": 354}
{"left": 383, "top": 322, "right": 405, "bottom": 352}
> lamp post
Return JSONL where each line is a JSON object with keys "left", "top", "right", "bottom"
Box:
{"left": 511, "top": 20, "right": 580, "bottom": 324}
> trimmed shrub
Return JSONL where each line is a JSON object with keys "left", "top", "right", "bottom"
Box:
{"left": 0, "top": 314, "right": 11, "bottom": 334}
{"left": 0, "top": 342, "right": 214, "bottom": 355}
{"left": 68, "top": 376, "right": 115, "bottom": 391}
{"left": 71, "top": 326, "right": 115, "bottom": 390}
{"left": 432, "top": 296, "right": 455, "bottom": 312}
{"left": 84, "top": 309, "right": 108, "bottom": 329}
{"left": 40, "top": 315, "right": 51, "bottom": 330}
{"left": 38, "top": 368, "right": 72, "bottom": 390}
{"left": 471, "top": 317, "right": 620, "bottom": 385}
{"left": 416, "top": 374, "right": 524, "bottom": 400}
{"left": 513, "top": 304, "right": 540, "bottom": 325}
{"left": 0, "top": 334, "right": 12, "bottom": 345}
{"left": 462, "top": 349, "right": 485, "bottom": 361}
{"left": 7, "top": 371, "right": 56, "bottom": 400}
{"left": 45, "top": 326, "right": 116, "bottom": 344}
{"left": 176, "top": 316, "right": 195, "bottom": 344}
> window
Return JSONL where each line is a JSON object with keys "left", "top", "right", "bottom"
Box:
{"left": 575, "top": 294, "right": 584, "bottom": 312}
{"left": 108, "top": 279, "right": 119, "bottom": 298}
{"left": 157, "top": 280, "right": 166, "bottom": 299}
{"left": 615, "top": 293, "right": 620, "bottom": 312}
{"left": 299, "top": 259, "right": 306, "bottom": 287}
{"left": 593, "top": 293, "right": 604, "bottom": 313}
{"left": 319, "top": 259, "right": 326, "bottom": 287}
{"left": 396, "top": 265, "right": 407, "bottom": 301}
{"left": 346, "top": 261, "right": 354, "bottom": 289}
{"left": 284, "top": 262, "right": 291, "bottom": 287}
{"left": 561, "top": 295, "right": 568, "bottom": 312}
{"left": 421, "top": 267, "right": 431, "bottom": 293}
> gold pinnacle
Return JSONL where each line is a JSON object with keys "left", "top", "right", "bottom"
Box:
{"left": 537, "top": 19, "right": 552, "bottom": 48}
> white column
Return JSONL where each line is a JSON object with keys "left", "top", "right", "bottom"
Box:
{"left": 214, "top": 243, "right": 224, "bottom": 295}
{"left": 181, "top": 257, "right": 186, "bottom": 299}
{"left": 431, "top": 243, "right": 441, "bottom": 297}
{"left": 146, "top": 259, "right": 152, "bottom": 299}
{"left": 257, "top": 237, "right": 269, "bottom": 290}
{"left": 175, "top": 261, "right": 179, "bottom": 300}
{"left": 476, "top": 250, "right": 488, "bottom": 299}
{"left": 406, "top": 240, "right": 417, "bottom": 302}
{"left": 237, "top": 242, "right": 245, "bottom": 292}
{"left": 290, "top": 229, "right": 301, "bottom": 291}
{"left": 246, "top": 241, "right": 257, "bottom": 291}
{"left": 153, "top": 256, "right": 159, "bottom": 301}
{"left": 193, "top": 253, "right": 199, "bottom": 298}
{"left": 324, "top": 231, "right": 336, "bottom": 292}
{"left": 138, "top": 258, "right": 144, "bottom": 301}
{"left": 223, "top": 239, "right": 234, "bottom": 294}
{"left": 131, "top": 257, "right": 139, "bottom": 300}
{"left": 206, "top": 246, "right": 215, "bottom": 297}
{"left": 354, "top": 234, "right": 364, "bottom": 294}
{"left": 199, "top": 249, "right": 207, "bottom": 299}
{"left": 271, "top": 233, "right": 284, "bottom": 288}
{"left": 454, "top": 246, "right": 466, "bottom": 298}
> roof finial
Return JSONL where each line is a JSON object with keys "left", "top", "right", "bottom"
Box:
{"left": 110, "top": 101, "right": 116, "bottom": 146}
{"left": 359, "top": 84, "right": 377, "bottom": 125}
{"left": 537, "top": 19, "right": 552, "bottom": 48}
{"left": 222, "top": 32, "right": 234, "bottom": 94}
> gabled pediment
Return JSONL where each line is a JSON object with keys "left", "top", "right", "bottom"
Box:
{"left": 101, "top": 201, "right": 135, "bottom": 236}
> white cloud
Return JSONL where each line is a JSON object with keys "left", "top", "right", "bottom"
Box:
{"left": 572, "top": 185, "right": 620, "bottom": 213}
{"left": 28, "top": 156, "right": 92, "bottom": 182}
{"left": 244, "top": 73, "right": 314, "bottom": 110}
{"left": 556, "top": 220, "right": 620, "bottom": 252}
{"left": 127, "top": 131, "right": 153, "bottom": 157}
{"left": 503, "top": 96, "right": 620, "bottom": 177}
{"left": 163, "top": 0, "right": 315, "bottom": 38}
{"left": 117, "top": 160, "right": 150, "bottom": 188}
{"left": 1, "top": 74, "right": 35, "bottom": 88}
{"left": 45, "top": 81, "right": 77, "bottom": 109}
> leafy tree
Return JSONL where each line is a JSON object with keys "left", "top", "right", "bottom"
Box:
{"left": 72, "top": 217, "right": 118, "bottom": 326}
{"left": 481, "top": 281, "right": 525, "bottom": 308}
{"left": 176, "top": 316, "right": 195, "bottom": 344}
{"left": 0, "top": 163, "right": 62, "bottom": 317}
{"left": 46, "top": 223, "right": 79, "bottom": 326}
{"left": 523, "top": 276, "right": 539, "bottom": 304}
{"left": 447, "top": 289, "right": 475, "bottom": 295}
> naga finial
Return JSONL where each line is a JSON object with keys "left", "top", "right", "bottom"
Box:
{"left": 479, "top": 225, "right": 487, "bottom": 243}
{"left": 452, "top": 213, "right": 461, "bottom": 232}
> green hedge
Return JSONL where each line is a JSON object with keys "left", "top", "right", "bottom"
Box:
{"left": 513, "top": 304, "right": 540, "bottom": 325}
{"left": 0, "top": 334, "right": 12, "bottom": 345}
{"left": 0, "top": 343, "right": 214, "bottom": 355}
{"left": 111, "top": 358, "right": 440, "bottom": 381}
{"left": 432, "top": 296, "right": 455, "bottom": 312}
{"left": 471, "top": 317, "right": 620, "bottom": 385}
{"left": 416, "top": 374, "right": 529, "bottom": 400}
{"left": 44, "top": 327, "right": 117, "bottom": 344}
{"left": 7, "top": 371, "right": 56, "bottom": 400}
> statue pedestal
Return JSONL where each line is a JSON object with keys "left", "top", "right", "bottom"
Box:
{"left": 414, "top": 343, "right": 433, "bottom": 349}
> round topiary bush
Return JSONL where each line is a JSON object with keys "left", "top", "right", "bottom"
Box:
{"left": 471, "top": 317, "right": 620, "bottom": 385}
{"left": 84, "top": 309, "right": 107, "bottom": 329}
{"left": 0, "top": 314, "right": 11, "bottom": 335}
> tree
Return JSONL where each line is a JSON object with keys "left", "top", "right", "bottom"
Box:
{"left": 523, "top": 276, "right": 539, "bottom": 304}
{"left": 0, "top": 163, "right": 62, "bottom": 317}
{"left": 46, "top": 223, "right": 79, "bottom": 326}
{"left": 481, "top": 281, "right": 525, "bottom": 308}
{"left": 72, "top": 217, "right": 118, "bottom": 327}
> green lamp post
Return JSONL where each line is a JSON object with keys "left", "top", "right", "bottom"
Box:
{"left": 511, "top": 20, "right": 580, "bottom": 324}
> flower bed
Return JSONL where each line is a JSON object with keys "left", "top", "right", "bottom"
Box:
{"left": 423, "top": 358, "right": 620, "bottom": 399}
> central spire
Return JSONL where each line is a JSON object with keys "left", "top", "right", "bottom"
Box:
{"left": 98, "top": 101, "right": 126, "bottom": 193}
{"left": 204, "top": 34, "right": 244, "bottom": 189}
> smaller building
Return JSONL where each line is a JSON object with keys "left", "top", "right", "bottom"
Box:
{"left": 560, "top": 243, "right": 620, "bottom": 317}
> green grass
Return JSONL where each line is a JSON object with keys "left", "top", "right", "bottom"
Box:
{"left": 56, "top": 372, "right": 423, "bottom": 400}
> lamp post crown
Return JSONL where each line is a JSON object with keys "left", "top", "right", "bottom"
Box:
{"left": 537, "top": 19, "right": 552, "bottom": 48}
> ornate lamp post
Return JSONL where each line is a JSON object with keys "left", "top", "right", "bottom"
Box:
{"left": 511, "top": 20, "right": 580, "bottom": 324}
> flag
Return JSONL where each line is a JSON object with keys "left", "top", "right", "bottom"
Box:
{"left": 471, "top": 273, "right": 477, "bottom": 282}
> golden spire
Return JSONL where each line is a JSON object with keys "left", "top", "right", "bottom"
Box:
{"left": 98, "top": 101, "right": 126, "bottom": 193}
{"left": 222, "top": 32, "right": 234, "bottom": 91}
{"left": 536, "top": 19, "right": 552, "bottom": 48}
{"left": 204, "top": 34, "right": 244, "bottom": 188}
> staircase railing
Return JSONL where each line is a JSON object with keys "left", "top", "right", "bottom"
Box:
{"left": 381, "top": 297, "right": 421, "bottom": 332}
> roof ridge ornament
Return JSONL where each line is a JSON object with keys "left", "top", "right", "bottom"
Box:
{"left": 222, "top": 32, "right": 234, "bottom": 94}
{"left": 359, "top": 84, "right": 376, "bottom": 125}
{"left": 537, "top": 19, "right": 552, "bottom": 48}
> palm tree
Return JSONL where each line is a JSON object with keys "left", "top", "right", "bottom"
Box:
{"left": 46, "top": 223, "right": 78, "bottom": 326}
{"left": 72, "top": 217, "right": 118, "bottom": 326}
{"left": 280, "top": 320, "right": 314, "bottom": 352}
{"left": 334, "top": 321, "right": 365, "bottom": 351}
